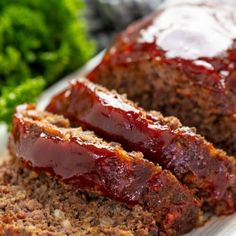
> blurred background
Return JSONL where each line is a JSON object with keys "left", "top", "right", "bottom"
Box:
{"left": 86, "top": 0, "right": 163, "bottom": 50}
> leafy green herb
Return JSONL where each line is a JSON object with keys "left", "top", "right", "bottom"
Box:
{"left": 0, "top": 0, "right": 95, "bottom": 125}
{"left": 0, "top": 77, "right": 45, "bottom": 126}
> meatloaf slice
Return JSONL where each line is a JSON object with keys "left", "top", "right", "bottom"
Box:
{"left": 9, "top": 104, "right": 202, "bottom": 236}
{"left": 0, "top": 157, "right": 163, "bottom": 236}
{"left": 46, "top": 78, "right": 236, "bottom": 216}
{"left": 87, "top": 2, "right": 236, "bottom": 156}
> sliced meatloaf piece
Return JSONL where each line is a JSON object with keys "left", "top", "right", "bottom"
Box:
{"left": 0, "top": 157, "right": 164, "bottom": 236}
{"left": 46, "top": 78, "right": 236, "bottom": 216}
{"left": 87, "top": 2, "right": 236, "bottom": 156}
{"left": 9, "top": 104, "right": 202, "bottom": 236}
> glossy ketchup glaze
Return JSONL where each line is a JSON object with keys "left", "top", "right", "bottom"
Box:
{"left": 11, "top": 104, "right": 201, "bottom": 234}
{"left": 47, "top": 80, "right": 176, "bottom": 161}
{"left": 88, "top": 3, "right": 236, "bottom": 93}
{"left": 47, "top": 79, "right": 236, "bottom": 215}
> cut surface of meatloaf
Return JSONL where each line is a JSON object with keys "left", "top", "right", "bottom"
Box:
{"left": 0, "top": 157, "right": 164, "bottom": 236}
{"left": 46, "top": 78, "right": 236, "bottom": 216}
{"left": 9, "top": 104, "right": 202, "bottom": 235}
{"left": 87, "top": 2, "right": 236, "bottom": 156}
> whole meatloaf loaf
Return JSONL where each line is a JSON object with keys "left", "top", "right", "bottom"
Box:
{"left": 8, "top": 104, "right": 202, "bottom": 236}
{"left": 87, "top": 2, "right": 236, "bottom": 156}
{"left": 46, "top": 78, "right": 236, "bottom": 216}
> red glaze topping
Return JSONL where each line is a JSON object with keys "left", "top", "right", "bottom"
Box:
{"left": 47, "top": 79, "right": 236, "bottom": 215}
{"left": 11, "top": 104, "right": 200, "bottom": 234}
{"left": 88, "top": 3, "right": 236, "bottom": 95}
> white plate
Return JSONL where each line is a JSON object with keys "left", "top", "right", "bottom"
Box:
{"left": 0, "top": 51, "right": 235, "bottom": 236}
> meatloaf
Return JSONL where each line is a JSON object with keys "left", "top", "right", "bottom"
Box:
{"left": 9, "top": 104, "right": 202, "bottom": 236}
{"left": 46, "top": 78, "right": 236, "bottom": 216}
{"left": 0, "top": 157, "right": 167, "bottom": 236}
{"left": 87, "top": 2, "right": 236, "bottom": 156}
